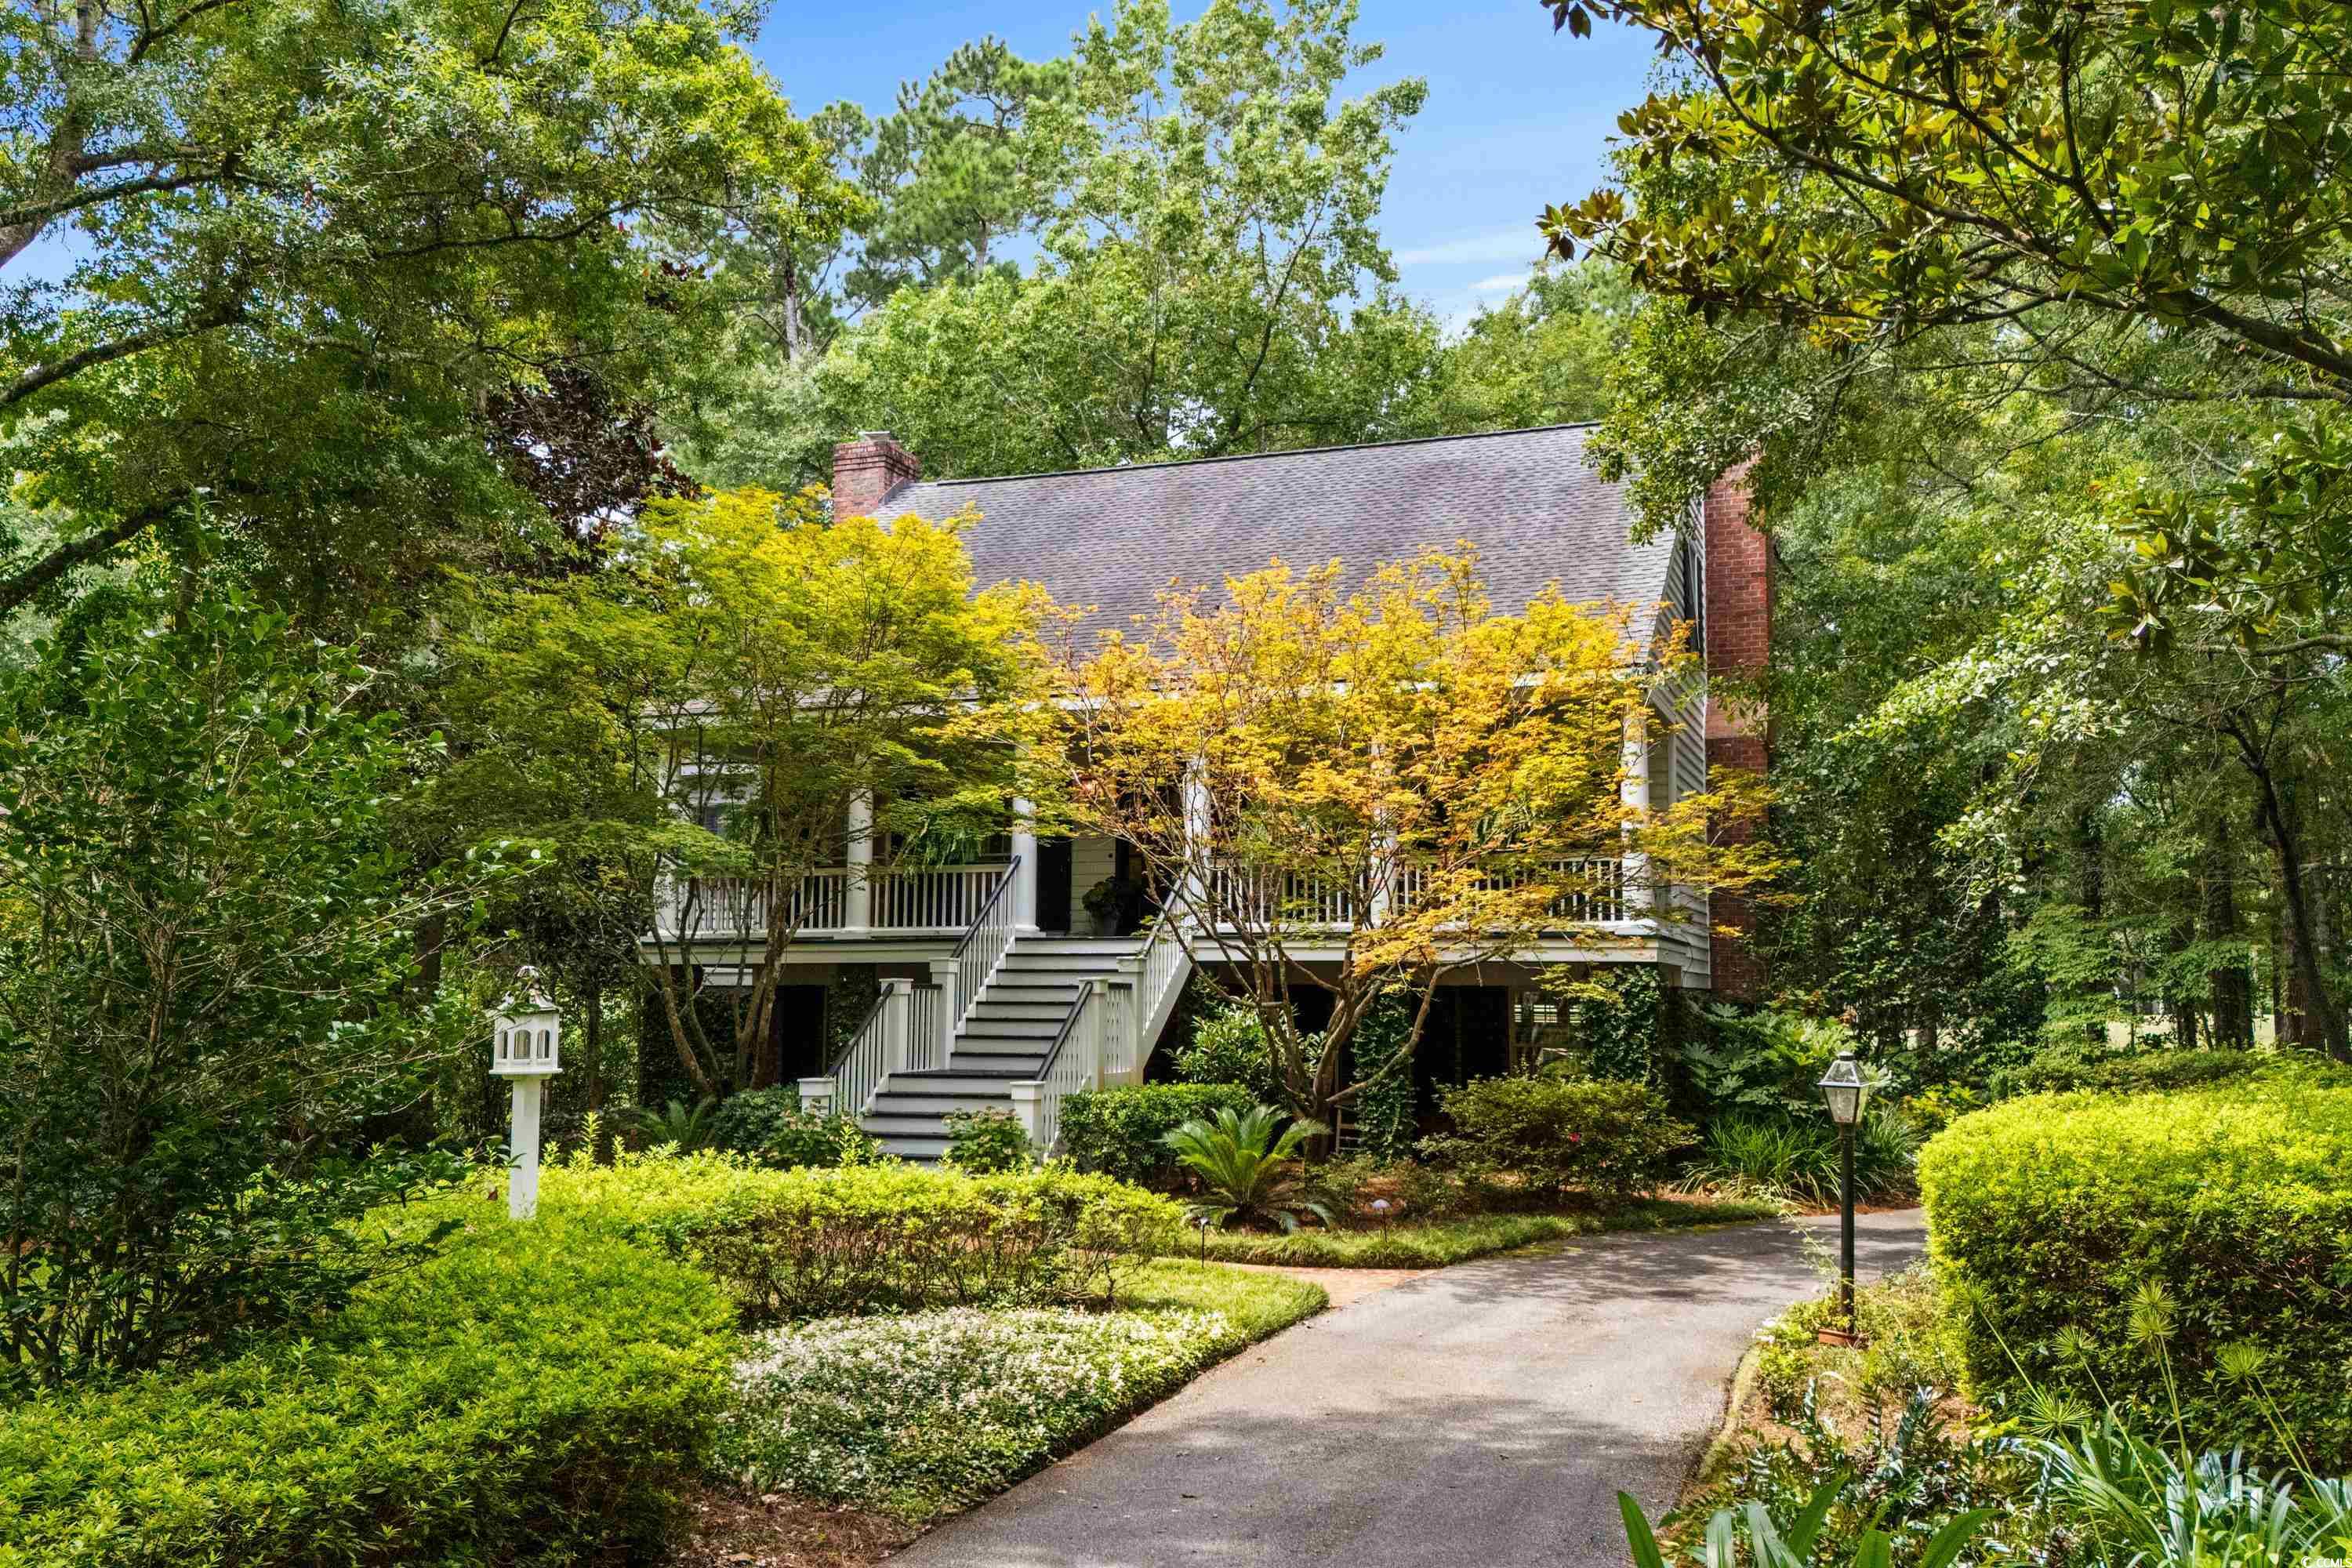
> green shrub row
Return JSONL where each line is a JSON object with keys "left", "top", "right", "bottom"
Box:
{"left": 0, "top": 1218, "right": 733, "bottom": 1568}
{"left": 538, "top": 1151, "right": 1184, "bottom": 1318}
{"left": 1058, "top": 1082, "right": 1263, "bottom": 1187}
{"left": 1991, "top": 1043, "right": 2290, "bottom": 1099}
{"left": 1920, "top": 1078, "right": 2352, "bottom": 1467}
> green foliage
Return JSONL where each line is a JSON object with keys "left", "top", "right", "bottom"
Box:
{"left": 737, "top": 0, "right": 1441, "bottom": 483}
{"left": 1679, "top": 1008, "right": 1867, "bottom": 1121}
{"left": 1159, "top": 1197, "right": 1780, "bottom": 1269}
{"left": 706, "top": 1086, "right": 803, "bottom": 1157}
{"left": 1163, "top": 1105, "right": 1335, "bottom": 1233}
{"left": 2028, "top": 1416, "right": 2352, "bottom": 1568}
{"left": 538, "top": 1152, "right": 1181, "bottom": 1319}
{"left": 0, "top": 1221, "right": 735, "bottom": 1568}
{"left": 1168, "top": 1001, "right": 1285, "bottom": 1104}
{"left": 1918, "top": 1080, "right": 2352, "bottom": 1467}
{"left": 1681, "top": 1110, "right": 1917, "bottom": 1207}
{"left": 942, "top": 1107, "right": 1036, "bottom": 1174}
{"left": 1344, "top": 991, "right": 1419, "bottom": 1164}
{"left": 635, "top": 1095, "right": 723, "bottom": 1152}
{"left": 760, "top": 1108, "right": 885, "bottom": 1170}
{"left": 1754, "top": 1265, "right": 1968, "bottom": 1421}
{"left": 1059, "top": 1082, "right": 1264, "bottom": 1187}
{"left": 711, "top": 1259, "right": 1322, "bottom": 1523}
{"left": 1661, "top": 1389, "right": 2016, "bottom": 1568}
{"left": 0, "top": 0, "right": 852, "bottom": 619}
{"left": 1997, "top": 1044, "right": 2287, "bottom": 1100}
{"left": 1557, "top": 965, "right": 1670, "bottom": 1084}
{"left": 0, "top": 590, "right": 487, "bottom": 1386}
{"left": 1425, "top": 1075, "right": 1691, "bottom": 1201}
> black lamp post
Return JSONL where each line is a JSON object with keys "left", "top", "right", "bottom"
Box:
{"left": 1817, "top": 1054, "right": 1869, "bottom": 1336}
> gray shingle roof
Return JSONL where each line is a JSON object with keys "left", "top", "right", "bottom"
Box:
{"left": 881, "top": 424, "right": 1672, "bottom": 636}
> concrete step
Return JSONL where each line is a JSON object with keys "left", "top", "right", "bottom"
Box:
{"left": 998, "top": 953, "right": 1129, "bottom": 974}
{"left": 869, "top": 1091, "right": 1018, "bottom": 1116}
{"left": 956, "top": 1016, "right": 1064, "bottom": 1040}
{"left": 965, "top": 1000, "right": 1076, "bottom": 1022}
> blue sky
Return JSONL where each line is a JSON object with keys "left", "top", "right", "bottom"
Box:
{"left": 753, "top": 0, "right": 1660, "bottom": 328}
{"left": 12, "top": 2, "right": 1657, "bottom": 325}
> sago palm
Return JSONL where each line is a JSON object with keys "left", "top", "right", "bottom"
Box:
{"left": 1163, "top": 1105, "right": 1337, "bottom": 1233}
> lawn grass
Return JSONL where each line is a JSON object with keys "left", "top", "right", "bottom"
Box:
{"left": 713, "top": 1261, "right": 1327, "bottom": 1523}
{"left": 1153, "top": 1193, "right": 1787, "bottom": 1269}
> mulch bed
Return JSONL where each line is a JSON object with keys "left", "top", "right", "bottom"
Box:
{"left": 666, "top": 1481, "right": 919, "bottom": 1567}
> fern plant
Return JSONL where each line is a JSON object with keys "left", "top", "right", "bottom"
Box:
{"left": 1162, "top": 1105, "right": 1336, "bottom": 1233}
{"left": 1618, "top": 1472, "right": 1987, "bottom": 1568}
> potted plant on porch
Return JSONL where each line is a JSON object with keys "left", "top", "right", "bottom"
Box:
{"left": 1083, "top": 875, "right": 1129, "bottom": 938}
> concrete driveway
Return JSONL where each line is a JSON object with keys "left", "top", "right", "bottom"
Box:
{"left": 895, "top": 1210, "right": 1926, "bottom": 1568}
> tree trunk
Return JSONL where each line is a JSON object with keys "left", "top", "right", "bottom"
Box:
{"left": 2253, "top": 764, "right": 2347, "bottom": 1057}
{"left": 2204, "top": 813, "right": 2254, "bottom": 1048}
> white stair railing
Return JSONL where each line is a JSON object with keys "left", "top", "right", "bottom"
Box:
{"left": 1010, "top": 980, "right": 1102, "bottom": 1156}
{"left": 799, "top": 986, "right": 893, "bottom": 1122}
{"left": 949, "top": 856, "right": 1022, "bottom": 1033}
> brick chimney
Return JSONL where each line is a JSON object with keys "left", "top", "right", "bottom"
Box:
{"left": 830, "top": 431, "right": 920, "bottom": 521}
{"left": 1702, "top": 463, "right": 1771, "bottom": 1000}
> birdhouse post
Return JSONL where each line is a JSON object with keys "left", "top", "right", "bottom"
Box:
{"left": 490, "top": 971, "right": 564, "bottom": 1219}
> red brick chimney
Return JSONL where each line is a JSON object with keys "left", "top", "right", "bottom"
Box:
{"left": 1702, "top": 463, "right": 1771, "bottom": 1000}
{"left": 830, "top": 431, "right": 920, "bottom": 521}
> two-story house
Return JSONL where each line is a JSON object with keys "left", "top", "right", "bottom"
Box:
{"left": 644, "top": 426, "right": 1769, "bottom": 1156}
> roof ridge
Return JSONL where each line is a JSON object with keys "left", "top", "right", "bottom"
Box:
{"left": 902, "top": 423, "right": 1601, "bottom": 489}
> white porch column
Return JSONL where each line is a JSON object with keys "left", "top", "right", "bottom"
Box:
{"left": 1621, "top": 705, "right": 1652, "bottom": 921}
{"left": 1087, "top": 976, "right": 1112, "bottom": 1089}
{"left": 882, "top": 975, "right": 914, "bottom": 1073}
{"left": 1011, "top": 795, "right": 1040, "bottom": 932}
{"left": 1179, "top": 755, "right": 1213, "bottom": 922}
{"left": 844, "top": 789, "right": 874, "bottom": 931}
{"left": 1007, "top": 1080, "right": 1047, "bottom": 1149}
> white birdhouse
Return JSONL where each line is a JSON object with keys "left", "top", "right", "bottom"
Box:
{"left": 492, "top": 978, "right": 562, "bottom": 1077}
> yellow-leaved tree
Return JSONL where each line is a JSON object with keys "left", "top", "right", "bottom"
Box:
{"left": 457, "top": 485, "right": 1055, "bottom": 1100}
{"left": 1052, "top": 547, "right": 1776, "bottom": 1125}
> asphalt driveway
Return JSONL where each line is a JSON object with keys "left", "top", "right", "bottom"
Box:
{"left": 895, "top": 1210, "right": 1927, "bottom": 1568}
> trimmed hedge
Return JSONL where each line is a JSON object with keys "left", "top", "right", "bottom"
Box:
{"left": 1920, "top": 1079, "right": 2352, "bottom": 1466}
{"left": 1993, "top": 1043, "right": 2282, "bottom": 1099}
{"left": 536, "top": 1151, "right": 1184, "bottom": 1317}
{"left": 1058, "top": 1083, "right": 1263, "bottom": 1187}
{"left": 1423, "top": 1075, "right": 1691, "bottom": 1200}
{"left": 0, "top": 1218, "right": 733, "bottom": 1568}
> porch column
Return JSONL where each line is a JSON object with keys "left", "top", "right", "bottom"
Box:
{"left": 1621, "top": 706, "right": 1651, "bottom": 922}
{"left": 844, "top": 789, "right": 873, "bottom": 932}
{"left": 1179, "top": 755, "right": 1212, "bottom": 924}
{"left": 1011, "top": 795, "right": 1040, "bottom": 932}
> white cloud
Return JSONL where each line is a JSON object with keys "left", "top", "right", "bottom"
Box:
{"left": 1467, "top": 272, "right": 1529, "bottom": 294}
{"left": 1393, "top": 230, "right": 1544, "bottom": 267}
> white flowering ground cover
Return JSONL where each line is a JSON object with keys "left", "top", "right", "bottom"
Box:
{"left": 716, "top": 1305, "right": 1234, "bottom": 1520}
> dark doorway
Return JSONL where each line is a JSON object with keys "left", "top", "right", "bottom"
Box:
{"left": 1038, "top": 836, "right": 1073, "bottom": 932}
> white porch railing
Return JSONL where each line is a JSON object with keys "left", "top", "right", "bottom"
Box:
{"left": 658, "top": 869, "right": 848, "bottom": 939}
{"left": 1198, "top": 856, "right": 1636, "bottom": 931}
{"left": 657, "top": 862, "right": 1012, "bottom": 938}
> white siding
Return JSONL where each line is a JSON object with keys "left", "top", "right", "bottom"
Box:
{"left": 1070, "top": 835, "right": 1118, "bottom": 917}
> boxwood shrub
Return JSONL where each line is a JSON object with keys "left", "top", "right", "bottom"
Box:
{"left": 0, "top": 1218, "right": 733, "bottom": 1568}
{"left": 537, "top": 1152, "right": 1184, "bottom": 1318}
{"left": 1059, "top": 1083, "right": 1263, "bottom": 1187}
{"left": 1919, "top": 1078, "right": 2352, "bottom": 1465}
